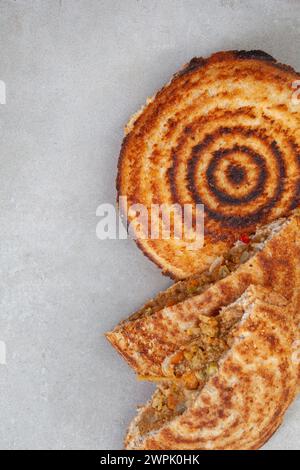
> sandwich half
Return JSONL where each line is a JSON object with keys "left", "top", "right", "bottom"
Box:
{"left": 125, "top": 285, "right": 299, "bottom": 450}
{"left": 106, "top": 213, "right": 300, "bottom": 377}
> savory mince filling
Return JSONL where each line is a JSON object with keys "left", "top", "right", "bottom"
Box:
{"left": 137, "top": 384, "right": 189, "bottom": 436}
{"left": 162, "top": 305, "right": 243, "bottom": 389}
{"left": 125, "top": 218, "right": 287, "bottom": 324}
{"left": 136, "top": 299, "right": 248, "bottom": 436}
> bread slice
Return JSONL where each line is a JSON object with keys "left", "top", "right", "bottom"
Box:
{"left": 106, "top": 213, "right": 300, "bottom": 377}
{"left": 117, "top": 50, "right": 300, "bottom": 279}
{"left": 125, "top": 285, "right": 298, "bottom": 450}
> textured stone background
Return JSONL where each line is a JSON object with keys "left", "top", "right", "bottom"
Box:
{"left": 0, "top": 0, "right": 299, "bottom": 450}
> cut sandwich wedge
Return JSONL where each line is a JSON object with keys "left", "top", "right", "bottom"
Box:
{"left": 106, "top": 213, "right": 300, "bottom": 378}
{"left": 124, "top": 285, "right": 299, "bottom": 450}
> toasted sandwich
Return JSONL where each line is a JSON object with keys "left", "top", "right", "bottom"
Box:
{"left": 118, "top": 50, "right": 300, "bottom": 279}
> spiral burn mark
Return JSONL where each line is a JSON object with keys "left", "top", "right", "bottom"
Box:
{"left": 226, "top": 164, "right": 246, "bottom": 185}
{"left": 206, "top": 146, "right": 267, "bottom": 206}
{"left": 290, "top": 181, "right": 300, "bottom": 210}
{"left": 185, "top": 130, "right": 287, "bottom": 229}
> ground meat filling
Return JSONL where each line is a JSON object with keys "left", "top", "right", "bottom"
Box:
{"left": 161, "top": 306, "right": 243, "bottom": 390}
{"left": 125, "top": 218, "right": 286, "bottom": 324}
{"left": 137, "top": 384, "right": 188, "bottom": 436}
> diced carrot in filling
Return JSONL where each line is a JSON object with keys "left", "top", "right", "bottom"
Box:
{"left": 170, "top": 350, "right": 184, "bottom": 365}
{"left": 137, "top": 385, "right": 187, "bottom": 435}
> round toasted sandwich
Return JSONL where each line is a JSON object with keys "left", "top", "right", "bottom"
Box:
{"left": 117, "top": 50, "right": 300, "bottom": 279}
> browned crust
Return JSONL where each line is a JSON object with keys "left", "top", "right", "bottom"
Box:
{"left": 176, "top": 50, "right": 297, "bottom": 78}
{"left": 117, "top": 50, "right": 300, "bottom": 279}
{"left": 125, "top": 285, "right": 298, "bottom": 450}
{"left": 107, "top": 215, "right": 300, "bottom": 376}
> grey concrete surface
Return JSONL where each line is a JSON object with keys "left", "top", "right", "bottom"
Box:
{"left": 0, "top": 0, "right": 299, "bottom": 450}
